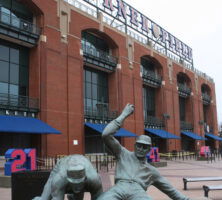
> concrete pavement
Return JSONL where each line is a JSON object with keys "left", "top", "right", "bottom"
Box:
{"left": 1, "top": 159, "right": 222, "bottom": 200}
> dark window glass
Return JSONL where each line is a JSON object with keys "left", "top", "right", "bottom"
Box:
{"left": 98, "top": 75, "right": 106, "bottom": 87}
{"left": 10, "top": 48, "right": 19, "bottom": 64}
{"left": 93, "top": 100, "right": 97, "bottom": 110}
{"left": 84, "top": 68, "right": 108, "bottom": 114}
{"left": 0, "top": 82, "right": 8, "bottom": 93}
{"left": 179, "top": 97, "right": 186, "bottom": 121}
{"left": 0, "top": 40, "right": 29, "bottom": 98}
{"left": 0, "top": 61, "right": 9, "bottom": 82}
{"left": 10, "top": 63, "right": 19, "bottom": 84}
{"left": 0, "top": 45, "right": 9, "bottom": 61}
{"left": 92, "top": 72, "right": 97, "bottom": 84}
{"left": 177, "top": 74, "right": 186, "bottom": 84}
{"left": 19, "top": 86, "right": 27, "bottom": 96}
{"left": 92, "top": 84, "right": 97, "bottom": 100}
{"left": 10, "top": 0, "right": 33, "bottom": 22}
{"left": 86, "top": 98, "right": 92, "bottom": 110}
{"left": 9, "top": 84, "right": 18, "bottom": 95}
{"left": 141, "top": 58, "right": 155, "bottom": 72}
{"left": 85, "top": 70, "right": 91, "bottom": 83}
{"left": 0, "top": 7, "right": 10, "bottom": 24}
{"left": 1, "top": 0, "right": 11, "bottom": 9}
{"left": 143, "top": 86, "right": 155, "bottom": 118}
{"left": 11, "top": 15, "right": 20, "bottom": 28}
{"left": 97, "top": 86, "right": 102, "bottom": 101}
{"left": 81, "top": 32, "right": 109, "bottom": 54}
{"left": 19, "top": 66, "right": 28, "bottom": 86}
{"left": 19, "top": 48, "right": 29, "bottom": 66}
{"left": 86, "top": 83, "right": 91, "bottom": 99}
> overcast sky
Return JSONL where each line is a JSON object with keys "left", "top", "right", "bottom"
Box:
{"left": 123, "top": 0, "right": 222, "bottom": 126}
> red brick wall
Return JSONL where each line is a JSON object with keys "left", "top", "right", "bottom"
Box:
{"left": 25, "top": 0, "right": 218, "bottom": 155}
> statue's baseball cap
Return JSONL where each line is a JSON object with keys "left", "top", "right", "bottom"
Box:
{"left": 136, "top": 135, "right": 151, "bottom": 145}
{"left": 67, "top": 164, "right": 86, "bottom": 184}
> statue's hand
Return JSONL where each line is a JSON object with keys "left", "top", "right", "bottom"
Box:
{"left": 122, "top": 103, "right": 134, "bottom": 118}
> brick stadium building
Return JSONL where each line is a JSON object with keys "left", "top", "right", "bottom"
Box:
{"left": 0, "top": 0, "right": 220, "bottom": 156}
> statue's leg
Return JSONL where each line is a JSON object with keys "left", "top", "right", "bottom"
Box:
{"left": 41, "top": 178, "right": 53, "bottom": 200}
{"left": 51, "top": 173, "right": 67, "bottom": 200}
{"left": 128, "top": 189, "right": 153, "bottom": 200}
{"left": 96, "top": 184, "right": 124, "bottom": 200}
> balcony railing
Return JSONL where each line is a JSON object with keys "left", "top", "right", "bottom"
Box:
{"left": 142, "top": 70, "right": 162, "bottom": 87}
{"left": 84, "top": 107, "right": 118, "bottom": 123}
{"left": 178, "top": 83, "right": 191, "bottom": 98}
{"left": 0, "top": 9, "right": 41, "bottom": 45}
{"left": 0, "top": 93, "right": 39, "bottom": 112}
{"left": 180, "top": 121, "right": 193, "bottom": 131}
{"left": 82, "top": 44, "right": 118, "bottom": 71}
{"left": 202, "top": 93, "right": 211, "bottom": 105}
{"left": 144, "top": 115, "right": 164, "bottom": 129}
{"left": 0, "top": 10, "right": 41, "bottom": 35}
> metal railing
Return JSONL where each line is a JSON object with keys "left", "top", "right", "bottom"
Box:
{"left": 0, "top": 93, "right": 39, "bottom": 111}
{"left": 144, "top": 115, "right": 164, "bottom": 128}
{"left": 178, "top": 83, "right": 191, "bottom": 97}
{"left": 0, "top": 9, "right": 41, "bottom": 35}
{"left": 202, "top": 93, "right": 211, "bottom": 105}
{"left": 142, "top": 70, "right": 162, "bottom": 87}
{"left": 84, "top": 107, "right": 118, "bottom": 123}
{"left": 36, "top": 154, "right": 116, "bottom": 172}
{"left": 160, "top": 150, "right": 222, "bottom": 163}
{"left": 180, "top": 121, "right": 193, "bottom": 131}
{"left": 82, "top": 44, "right": 118, "bottom": 69}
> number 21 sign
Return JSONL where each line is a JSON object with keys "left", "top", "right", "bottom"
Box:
{"left": 4, "top": 148, "right": 36, "bottom": 176}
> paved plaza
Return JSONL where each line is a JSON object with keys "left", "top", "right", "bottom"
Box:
{"left": 0, "top": 159, "right": 222, "bottom": 200}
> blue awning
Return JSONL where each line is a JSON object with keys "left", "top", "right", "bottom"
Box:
{"left": 145, "top": 128, "right": 180, "bottom": 139}
{"left": 181, "top": 131, "right": 206, "bottom": 140}
{"left": 0, "top": 115, "right": 61, "bottom": 134}
{"left": 85, "top": 122, "right": 137, "bottom": 137}
{"left": 205, "top": 133, "right": 222, "bottom": 141}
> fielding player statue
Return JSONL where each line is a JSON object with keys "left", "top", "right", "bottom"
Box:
{"left": 32, "top": 154, "right": 103, "bottom": 200}
{"left": 97, "top": 103, "right": 192, "bottom": 200}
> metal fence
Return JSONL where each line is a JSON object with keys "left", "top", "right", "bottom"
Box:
{"left": 180, "top": 121, "right": 193, "bottom": 131}
{"left": 159, "top": 150, "right": 222, "bottom": 163}
{"left": 36, "top": 154, "right": 116, "bottom": 172}
{"left": 0, "top": 93, "right": 39, "bottom": 111}
{"left": 144, "top": 116, "right": 164, "bottom": 129}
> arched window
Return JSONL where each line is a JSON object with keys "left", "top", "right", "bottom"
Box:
{"left": 81, "top": 31, "right": 118, "bottom": 72}
{"left": 82, "top": 30, "right": 118, "bottom": 123}
{"left": 201, "top": 84, "right": 212, "bottom": 133}
{"left": 141, "top": 56, "right": 163, "bottom": 129}
{"left": 177, "top": 72, "right": 191, "bottom": 98}
{"left": 0, "top": 0, "right": 37, "bottom": 35}
{"left": 201, "top": 84, "right": 211, "bottom": 105}
{"left": 141, "top": 56, "right": 162, "bottom": 87}
{"left": 177, "top": 73, "right": 193, "bottom": 131}
{"left": 0, "top": 0, "right": 33, "bottom": 22}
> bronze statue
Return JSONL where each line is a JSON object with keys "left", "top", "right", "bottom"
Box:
{"left": 97, "top": 103, "right": 191, "bottom": 200}
{"left": 32, "top": 154, "right": 103, "bottom": 200}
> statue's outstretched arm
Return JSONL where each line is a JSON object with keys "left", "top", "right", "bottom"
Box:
{"left": 102, "top": 103, "right": 134, "bottom": 156}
